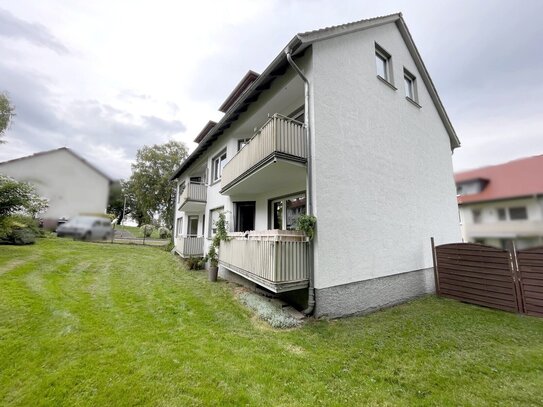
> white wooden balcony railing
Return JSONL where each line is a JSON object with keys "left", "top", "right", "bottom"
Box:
{"left": 219, "top": 230, "right": 309, "bottom": 293}
{"left": 178, "top": 182, "right": 207, "bottom": 209}
{"left": 221, "top": 114, "right": 307, "bottom": 190}
{"left": 175, "top": 236, "right": 204, "bottom": 257}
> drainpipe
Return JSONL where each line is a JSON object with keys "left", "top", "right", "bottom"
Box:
{"left": 285, "top": 48, "right": 315, "bottom": 316}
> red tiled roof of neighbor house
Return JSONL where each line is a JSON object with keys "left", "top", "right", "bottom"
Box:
{"left": 455, "top": 154, "right": 543, "bottom": 204}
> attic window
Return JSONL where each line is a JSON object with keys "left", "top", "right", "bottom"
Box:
{"left": 403, "top": 68, "right": 418, "bottom": 103}
{"left": 375, "top": 43, "right": 393, "bottom": 85}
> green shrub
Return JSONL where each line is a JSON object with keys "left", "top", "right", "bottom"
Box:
{"left": 141, "top": 224, "right": 154, "bottom": 237}
{"left": 185, "top": 256, "right": 205, "bottom": 270}
{"left": 0, "top": 215, "right": 40, "bottom": 245}
{"left": 158, "top": 227, "right": 171, "bottom": 239}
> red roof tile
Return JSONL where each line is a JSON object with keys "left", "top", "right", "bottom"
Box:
{"left": 455, "top": 155, "right": 543, "bottom": 204}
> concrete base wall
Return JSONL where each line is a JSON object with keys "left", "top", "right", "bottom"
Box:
{"left": 315, "top": 267, "right": 435, "bottom": 318}
{"left": 218, "top": 266, "right": 257, "bottom": 290}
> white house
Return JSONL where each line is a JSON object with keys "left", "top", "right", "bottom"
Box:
{"left": 171, "top": 13, "right": 462, "bottom": 317}
{"left": 0, "top": 147, "right": 112, "bottom": 224}
{"left": 456, "top": 155, "right": 543, "bottom": 250}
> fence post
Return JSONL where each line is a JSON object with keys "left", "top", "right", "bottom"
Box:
{"left": 111, "top": 222, "right": 115, "bottom": 244}
{"left": 143, "top": 226, "right": 146, "bottom": 246}
{"left": 431, "top": 237, "right": 440, "bottom": 296}
{"left": 506, "top": 240, "right": 524, "bottom": 314}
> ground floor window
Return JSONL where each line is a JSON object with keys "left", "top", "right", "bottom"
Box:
{"left": 208, "top": 207, "right": 224, "bottom": 238}
{"left": 270, "top": 193, "right": 306, "bottom": 230}
{"left": 176, "top": 217, "right": 183, "bottom": 237}
{"left": 187, "top": 216, "right": 199, "bottom": 236}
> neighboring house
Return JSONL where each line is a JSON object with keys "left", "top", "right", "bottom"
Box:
{"left": 0, "top": 147, "right": 112, "bottom": 224}
{"left": 171, "top": 13, "right": 461, "bottom": 318}
{"left": 456, "top": 155, "right": 543, "bottom": 250}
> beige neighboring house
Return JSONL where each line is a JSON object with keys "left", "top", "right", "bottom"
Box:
{"left": 171, "top": 13, "right": 462, "bottom": 317}
{"left": 456, "top": 155, "right": 543, "bottom": 249}
{"left": 0, "top": 147, "right": 113, "bottom": 224}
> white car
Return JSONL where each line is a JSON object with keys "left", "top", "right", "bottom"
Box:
{"left": 56, "top": 216, "right": 113, "bottom": 241}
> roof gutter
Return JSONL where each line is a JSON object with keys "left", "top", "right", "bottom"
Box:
{"left": 286, "top": 47, "right": 315, "bottom": 316}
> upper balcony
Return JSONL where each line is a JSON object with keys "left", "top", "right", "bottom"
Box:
{"left": 220, "top": 114, "right": 307, "bottom": 195}
{"left": 178, "top": 182, "right": 207, "bottom": 212}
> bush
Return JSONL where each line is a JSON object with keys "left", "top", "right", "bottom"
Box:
{"left": 158, "top": 227, "right": 171, "bottom": 239}
{"left": 0, "top": 215, "right": 40, "bottom": 245}
{"left": 185, "top": 256, "right": 205, "bottom": 270}
{"left": 141, "top": 224, "right": 154, "bottom": 237}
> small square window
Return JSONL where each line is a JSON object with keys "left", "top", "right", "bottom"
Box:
{"left": 497, "top": 208, "right": 506, "bottom": 221}
{"left": 375, "top": 43, "right": 393, "bottom": 84}
{"left": 403, "top": 68, "right": 418, "bottom": 103}
{"left": 238, "top": 138, "right": 251, "bottom": 151}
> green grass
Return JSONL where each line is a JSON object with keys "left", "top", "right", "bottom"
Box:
{"left": 115, "top": 225, "right": 163, "bottom": 239}
{"left": 1, "top": 238, "right": 543, "bottom": 406}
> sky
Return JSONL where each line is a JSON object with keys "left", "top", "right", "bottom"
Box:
{"left": 0, "top": 0, "right": 542, "bottom": 180}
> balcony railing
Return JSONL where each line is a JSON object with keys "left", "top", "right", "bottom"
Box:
{"left": 465, "top": 220, "right": 543, "bottom": 238}
{"left": 175, "top": 236, "right": 204, "bottom": 257}
{"left": 221, "top": 114, "right": 307, "bottom": 191}
{"left": 178, "top": 182, "right": 207, "bottom": 210}
{"left": 219, "top": 230, "right": 309, "bottom": 293}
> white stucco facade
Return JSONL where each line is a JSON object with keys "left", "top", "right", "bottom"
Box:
{"left": 310, "top": 23, "right": 461, "bottom": 289}
{"left": 0, "top": 148, "right": 111, "bottom": 220}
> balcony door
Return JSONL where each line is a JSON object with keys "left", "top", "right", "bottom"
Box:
{"left": 187, "top": 216, "right": 199, "bottom": 237}
{"left": 235, "top": 202, "right": 255, "bottom": 232}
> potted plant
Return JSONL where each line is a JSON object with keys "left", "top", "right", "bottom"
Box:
{"left": 206, "top": 244, "right": 219, "bottom": 281}
{"left": 205, "top": 212, "right": 230, "bottom": 282}
{"left": 296, "top": 214, "right": 317, "bottom": 240}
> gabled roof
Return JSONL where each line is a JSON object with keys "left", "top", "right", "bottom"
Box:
{"left": 455, "top": 155, "right": 543, "bottom": 204}
{"left": 171, "top": 13, "right": 460, "bottom": 180}
{"left": 0, "top": 147, "right": 114, "bottom": 182}
{"left": 194, "top": 120, "right": 217, "bottom": 144}
{"left": 218, "top": 71, "right": 259, "bottom": 114}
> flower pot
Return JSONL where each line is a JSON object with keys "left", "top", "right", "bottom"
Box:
{"left": 209, "top": 265, "right": 218, "bottom": 282}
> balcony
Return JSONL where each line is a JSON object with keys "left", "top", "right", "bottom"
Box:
{"left": 175, "top": 236, "right": 204, "bottom": 258}
{"left": 465, "top": 220, "right": 543, "bottom": 239}
{"left": 220, "top": 114, "right": 307, "bottom": 195}
{"left": 219, "top": 230, "right": 309, "bottom": 293}
{"left": 178, "top": 182, "right": 207, "bottom": 212}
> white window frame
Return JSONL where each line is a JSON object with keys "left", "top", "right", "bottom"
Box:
{"left": 375, "top": 43, "right": 393, "bottom": 85}
{"left": 237, "top": 138, "right": 251, "bottom": 151}
{"left": 176, "top": 217, "right": 183, "bottom": 237}
{"left": 403, "top": 68, "right": 418, "bottom": 103}
{"left": 208, "top": 207, "right": 224, "bottom": 238}
{"left": 212, "top": 149, "right": 227, "bottom": 182}
{"left": 270, "top": 193, "right": 306, "bottom": 231}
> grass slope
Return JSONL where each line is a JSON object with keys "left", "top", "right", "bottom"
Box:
{"left": 1, "top": 238, "right": 542, "bottom": 406}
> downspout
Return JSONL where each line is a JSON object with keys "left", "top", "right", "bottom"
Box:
{"left": 285, "top": 48, "right": 315, "bottom": 316}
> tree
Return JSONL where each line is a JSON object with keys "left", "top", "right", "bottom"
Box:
{"left": 0, "top": 92, "right": 15, "bottom": 143}
{"left": 0, "top": 175, "right": 48, "bottom": 217}
{"left": 127, "top": 141, "right": 188, "bottom": 228}
{"left": 107, "top": 180, "right": 126, "bottom": 222}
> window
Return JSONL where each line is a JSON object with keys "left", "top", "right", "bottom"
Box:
{"left": 208, "top": 207, "right": 224, "bottom": 238}
{"left": 403, "top": 68, "right": 418, "bottom": 102}
{"left": 509, "top": 207, "right": 528, "bottom": 220}
{"left": 497, "top": 208, "right": 506, "bottom": 221}
{"left": 187, "top": 216, "right": 199, "bottom": 236}
{"left": 176, "top": 217, "right": 183, "bottom": 237}
{"left": 375, "top": 43, "right": 392, "bottom": 84}
{"left": 234, "top": 201, "right": 255, "bottom": 232}
{"left": 270, "top": 193, "right": 306, "bottom": 230}
{"left": 238, "top": 139, "right": 251, "bottom": 151}
{"left": 177, "top": 182, "right": 185, "bottom": 203}
{"left": 472, "top": 209, "right": 482, "bottom": 224}
{"left": 212, "top": 150, "right": 227, "bottom": 182}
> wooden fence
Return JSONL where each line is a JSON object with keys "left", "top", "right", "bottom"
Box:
{"left": 432, "top": 239, "right": 543, "bottom": 318}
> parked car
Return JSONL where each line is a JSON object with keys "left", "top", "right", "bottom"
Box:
{"left": 56, "top": 216, "right": 113, "bottom": 240}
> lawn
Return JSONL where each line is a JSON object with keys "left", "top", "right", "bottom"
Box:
{"left": 1, "top": 238, "right": 542, "bottom": 406}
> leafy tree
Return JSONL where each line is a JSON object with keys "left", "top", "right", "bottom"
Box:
{"left": 0, "top": 92, "right": 15, "bottom": 143}
{"left": 0, "top": 175, "right": 48, "bottom": 217}
{"left": 127, "top": 141, "right": 188, "bottom": 228}
{"left": 107, "top": 180, "right": 127, "bottom": 222}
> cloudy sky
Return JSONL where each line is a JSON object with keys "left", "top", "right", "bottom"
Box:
{"left": 1, "top": 0, "right": 542, "bottom": 179}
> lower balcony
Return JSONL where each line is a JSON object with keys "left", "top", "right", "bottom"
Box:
{"left": 175, "top": 236, "right": 204, "bottom": 258}
{"left": 219, "top": 230, "right": 309, "bottom": 293}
